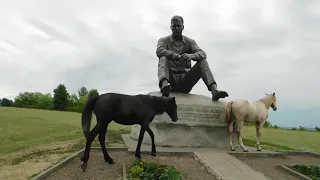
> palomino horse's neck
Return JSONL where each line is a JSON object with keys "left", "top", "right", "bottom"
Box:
{"left": 260, "top": 95, "right": 273, "bottom": 109}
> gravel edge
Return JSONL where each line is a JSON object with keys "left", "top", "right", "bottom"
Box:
{"left": 31, "top": 147, "right": 128, "bottom": 180}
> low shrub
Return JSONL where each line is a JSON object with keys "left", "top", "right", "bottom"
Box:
{"left": 287, "top": 164, "right": 320, "bottom": 180}
{"left": 125, "top": 159, "right": 184, "bottom": 180}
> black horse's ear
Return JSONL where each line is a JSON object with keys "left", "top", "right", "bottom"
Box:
{"left": 273, "top": 92, "right": 275, "bottom": 96}
{"left": 172, "top": 97, "right": 176, "bottom": 101}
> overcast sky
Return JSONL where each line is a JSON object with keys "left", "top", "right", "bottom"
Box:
{"left": 0, "top": 0, "right": 319, "bottom": 114}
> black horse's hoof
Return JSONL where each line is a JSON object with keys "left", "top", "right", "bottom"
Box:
{"left": 80, "top": 156, "right": 85, "bottom": 162}
{"left": 231, "top": 148, "right": 235, "bottom": 151}
{"left": 243, "top": 149, "right": 249, "bottom": 152}
{"left": 81, "top": 163, "right": 87, "bottom": 172}
{"left": 151, "top": 152, "right": 156, "bottom": 157}
{"left": 135, "top": 153, "right": 141, "bottom": 159}
{"left": 106, "top": 159, "right": 115, "bottom": 164}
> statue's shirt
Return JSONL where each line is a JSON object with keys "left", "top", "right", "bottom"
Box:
{"left": 156, "top": 35, "right": 207, "bottom": 73}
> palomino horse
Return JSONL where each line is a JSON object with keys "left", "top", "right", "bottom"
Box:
{"left": 225, "top": 92, "right": 277, "bottom": 152}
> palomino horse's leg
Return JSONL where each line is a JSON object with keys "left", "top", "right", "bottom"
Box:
{"left": 228, "top": 121, "right": 235, "bottom": 151}
{"left": 135, "top": 125, "right": 146, "bottom": 158}
{"left": 81, "top": 125, "right": 101, "bottom": 172}
{"left": 236, "top": 120, "right": 248, "bottom": 152}
{"left": 255, "top": 121, "right": 265, "bottom": 151}
{"left": 98, "top": 124, "right": 115, "bottom": 164}
{"left": 144, "top": 125, "right": 156, "bottom": 156}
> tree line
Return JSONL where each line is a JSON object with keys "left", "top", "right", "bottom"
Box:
{"left": 0, "top": 83, "right": 99, "bottom": 113}
{"left": 0, "top": 84, "right": 319, "bottom": 131}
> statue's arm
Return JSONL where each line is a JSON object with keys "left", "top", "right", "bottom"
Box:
{"left": 189, "top": 39, "right": 207, "bottom": 61}
{"left": 156, "top": 38, "right": 180, "bottom": 59}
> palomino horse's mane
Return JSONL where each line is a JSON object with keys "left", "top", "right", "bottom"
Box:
{"left": 259, "top": 94, "right": 275, "bottom": 109}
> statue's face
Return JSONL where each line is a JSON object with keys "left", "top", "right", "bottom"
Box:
{"left": 170, "top": 19, "right": 184, "bottom": 36}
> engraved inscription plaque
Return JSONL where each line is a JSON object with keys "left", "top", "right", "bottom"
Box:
{"left": 153, "top": 104, "right": 227, "bottom": 127}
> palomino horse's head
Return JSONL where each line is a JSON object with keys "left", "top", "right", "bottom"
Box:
{"left": 264, "top": 92, "right": 277, "bottom": 111}
{"left": 165, "top": 97, "right": 178, "bottom": 122}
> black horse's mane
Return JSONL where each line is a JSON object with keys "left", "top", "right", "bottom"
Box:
{"left": 137, "top": 94, "right": 171, "bottom": 114}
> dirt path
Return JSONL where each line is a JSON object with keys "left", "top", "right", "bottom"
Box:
{"left": 44, "top": 151, "right": 216, "bottom": 180}
{"left": 0, "top": 140, "right": 126, "bottom": 180}
{"left": 234, "top": 154, "right": 320, "bottom": 180}
{"left": 0, "top": 140, "right": 81, "bottom": 180}
{"left": 0, "top": 153, "right": 72, "bottom": 180}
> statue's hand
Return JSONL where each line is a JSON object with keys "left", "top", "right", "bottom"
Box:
{"left": 180, "top": 53, "right": 195, "bottom": 62}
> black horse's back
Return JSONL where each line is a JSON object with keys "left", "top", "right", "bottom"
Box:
{"left": 94, "top": 93, "right": 160, "bottom": 125}
{"left": 81, "top": 93, "right": 172, "bottom": 132}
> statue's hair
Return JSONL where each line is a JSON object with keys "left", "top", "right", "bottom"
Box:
{"left": 171, "top": 15, "right": 184, "bottom": 24}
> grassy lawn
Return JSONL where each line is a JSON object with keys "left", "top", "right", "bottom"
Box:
{"left": 1, "top": 106, "right": 319, "bottom": 156}
{"left": 0, "top": 107, "right": 131, "bottom": 155}
{"left": 242, "top": 126, "right": 320, "bottom": 153}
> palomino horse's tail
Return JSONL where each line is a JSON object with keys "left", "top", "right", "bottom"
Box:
{"left": 225, "top": 101, "right": 234, "bottom": 123}
{"left": 81, "top": 96, "right": 99, "bottom": 139}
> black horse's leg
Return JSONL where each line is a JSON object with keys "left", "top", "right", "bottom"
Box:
{"left": 98, "top": 124, "right": 115, "bottom": 164}
{"left": 135, "top": 125, "right": 146, "bottom": 159}
{"left": 144, "top": 125, "right": 156, "bottom": 157}
{"left": 81, "top": 125, "right": 101, "bottom": 172}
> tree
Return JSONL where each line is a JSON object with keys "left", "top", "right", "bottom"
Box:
{"left": 53, "top": 84, "right": 69, "bottom": 111}
{"left": 67, "top": 94, "right": 88, "bottom": 113}
{"left": 13, "top": 92, "right": 42, "bottom": 108}
{"left": 68, "top": 93, "right": 79, "bottom": 107}
{"left": 37, "top": 93, "right": 54, "bottom": 110}
{"left": 0, "top": 98, "right": 14, "bottom": 107}
{"left": 78, "top": 86, "right": 88, "bottom": 98}
{"left": 88, "top": 89, "right": 99, "bottom": 100}
{"left": 264, "top": 120, "right": 272, "bottom": 128}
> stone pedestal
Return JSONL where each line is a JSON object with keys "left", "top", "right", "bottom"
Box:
{"left": 129, "top": 91, "right": 238, "bottom": 148}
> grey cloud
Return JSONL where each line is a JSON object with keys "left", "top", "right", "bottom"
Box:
{"left": 0, "top": 0, "right": 320, "bottom": 110}
{"left": 25, "top": 18, "right": 79, "bottom": 47}
{"left": 0, "top": 47, "right": 6, "bottom": 52}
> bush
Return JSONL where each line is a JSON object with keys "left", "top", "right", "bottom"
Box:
{"left": 126, "top": 159, "right": 184, "bottom": 180}
{"left": 298, "top": 126, "right": 306, "bottom": 131}
{"left": 264, "top": 121, "right": 272, "bottom": 128}
{"left": 287, "top": 164, "right": 320, "bottom": 180}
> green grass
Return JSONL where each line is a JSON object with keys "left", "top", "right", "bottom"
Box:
{"left": 0, "top": 107, "right": 131, "bottom": 155}
{"left": 242, "top": 126, "right": 320, "bottom": 153}
{"left": 1, "top": 106, "right": 320, "bottom": 158}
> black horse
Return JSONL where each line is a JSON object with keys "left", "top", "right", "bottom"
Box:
{"left": 80, "top": 92, "right": 178, "bottom": 172}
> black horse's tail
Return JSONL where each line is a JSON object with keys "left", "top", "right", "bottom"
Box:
{"left": 81, "top": 96, "right": 99, "bottom": 139}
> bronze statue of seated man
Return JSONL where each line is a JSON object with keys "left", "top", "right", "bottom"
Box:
{"left": 156, "top": 15, "right": 229, "bottom": 101}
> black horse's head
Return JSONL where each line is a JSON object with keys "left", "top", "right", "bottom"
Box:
{"left": 165, "top": 97, "right": 178, "bottom": 122}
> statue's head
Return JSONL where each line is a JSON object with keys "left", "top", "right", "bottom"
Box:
{"left": 170, "top": 15, "right": 184, "bottom": 37}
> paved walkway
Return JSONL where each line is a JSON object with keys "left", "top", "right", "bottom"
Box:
{"left": 194, "top": 152, "right": 271, "bottom": 180}
{"left": 122, "top": 134, "right": 275, "bottom": 180}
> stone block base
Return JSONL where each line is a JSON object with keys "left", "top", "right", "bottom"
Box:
{"left": 130, "top": 123, "right": 238, "bottom": 148}
{"left": 129, "top": 91, "right": 238, "bottom": 148}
